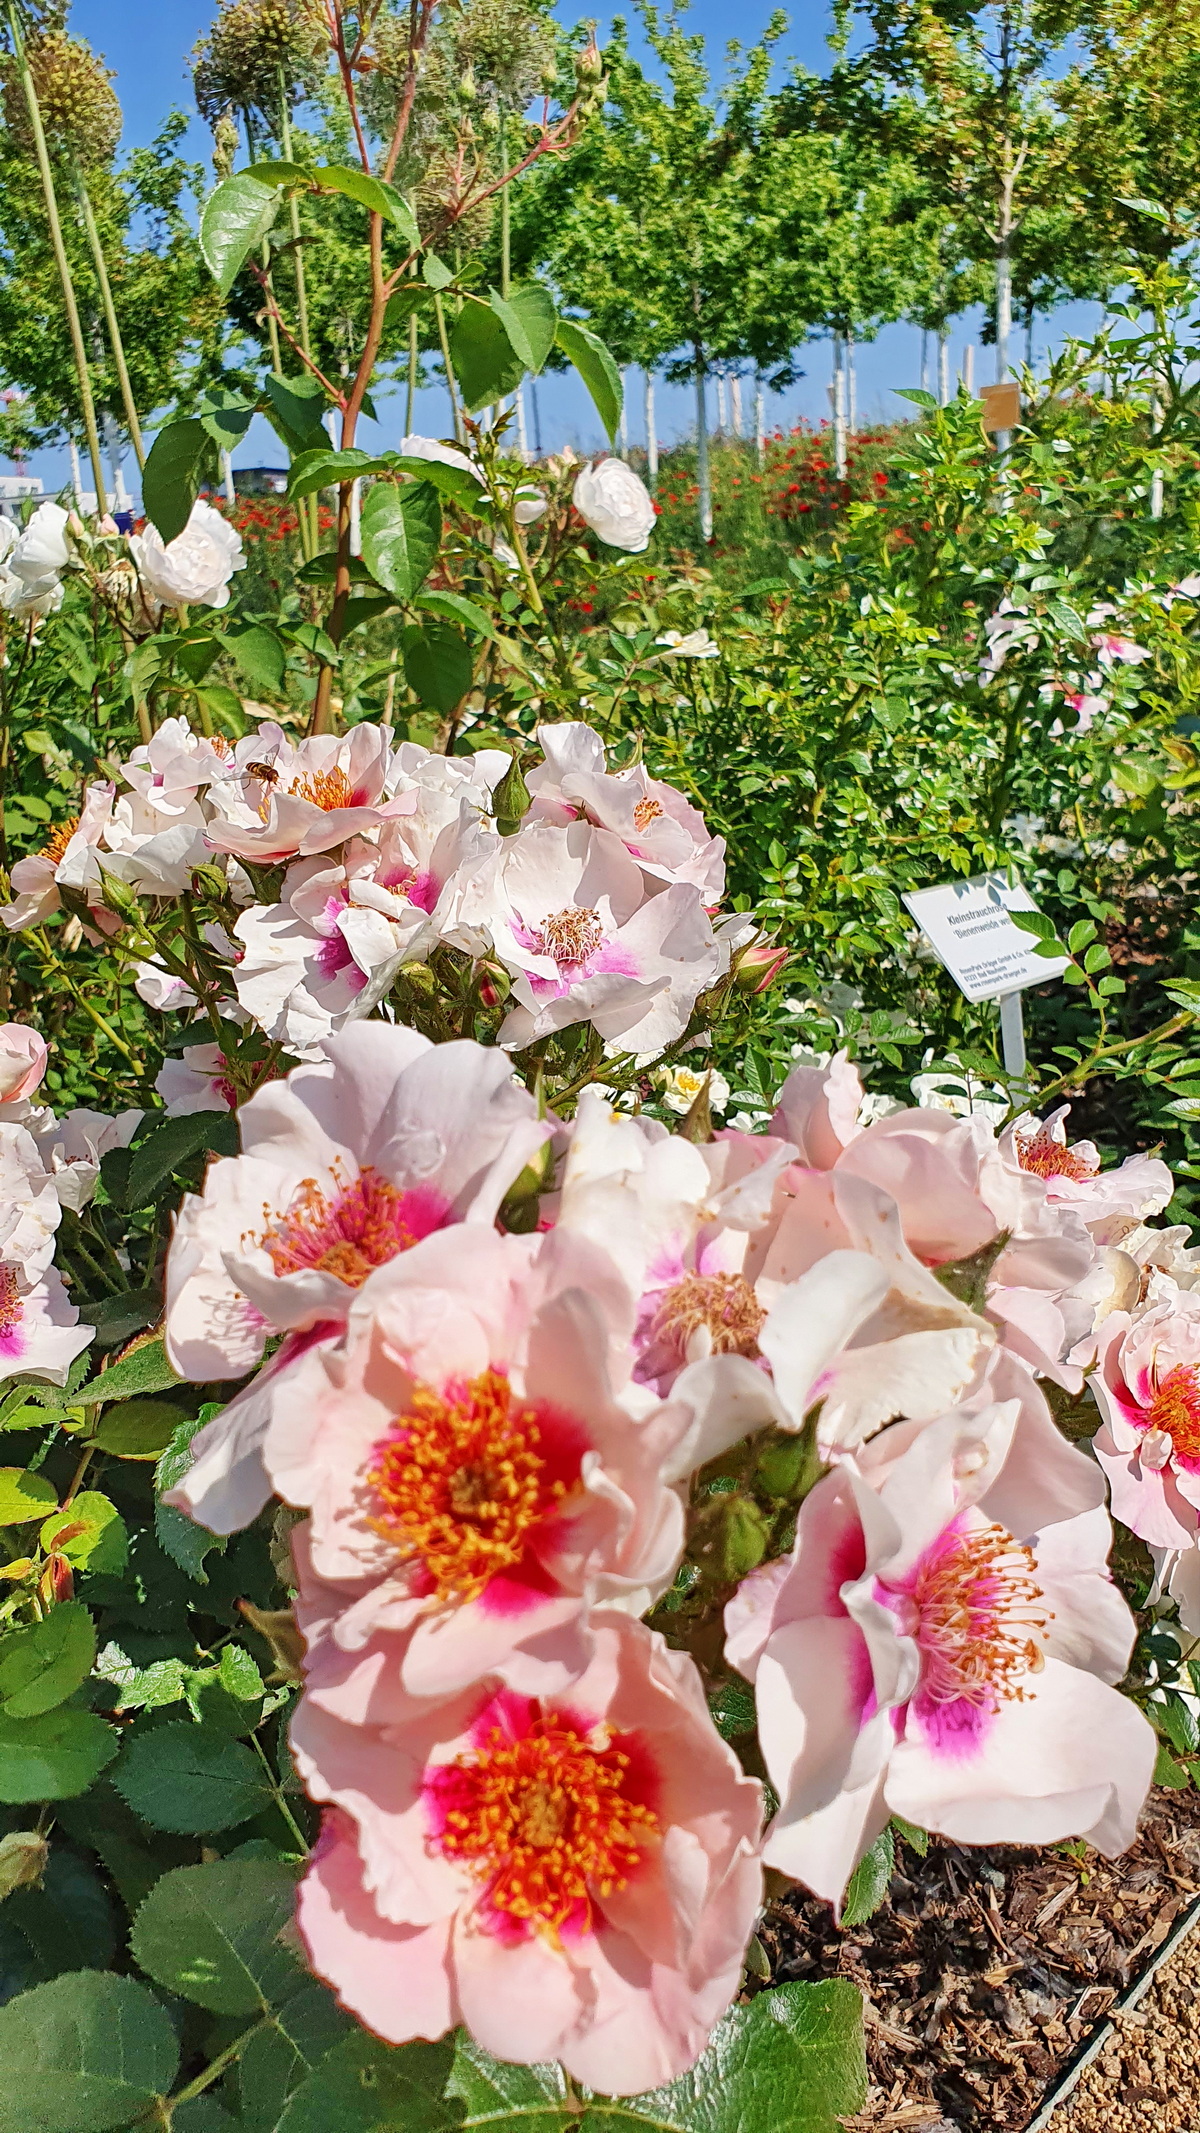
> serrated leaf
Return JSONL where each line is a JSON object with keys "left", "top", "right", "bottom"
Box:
{"left": 132, "top": 1858, "right": 301, "bottom": 2013}
{"left": 91, "top": 1399, "right": 180, "bottom": 1461}
{"left": 201, "top": 172, "right": 281, "bottom": 295}
{"left": 840, "top": 1826, "right": 895, "bottom": 1927}
{"left": 141, "top": 417, "right": 209, "bottom": 544}
{"left": 489, "top": 283, "right": 556, "bottom": 373}
{"left": 418, "top": 590, "right": 498, "bottom": 639}
{"left": 556, "top": 318, "right": 623, "bottom": 442}
{"left": 227, "top": 626, "right": 287, "bottom": 695}
{"left": 78, "top": 1338, "right": 180, "bottom": 1404}
{"left": 450, "top": 302, "right": 526, "bottom": 412}
{"left": 390, "top": 455, "right": 485, "bottom": 510}
{"left": 359, "top": 481, "right": 442, "bottom": 603}
{"left": 0, "top": 1707, "right": 117, "bottom": 1802}
{"left": 263, "top": 374, "right": 331, "bottom": 458}
{"left": 287, "top": 448, "right": 387, "bottom": 502}
{"left": 0, "top": 1969, "right": 179, "bottom": 2133}
{"left": 0, "top": 1467, "right": 58, "bottom": 1523}
{"left": 114, "top": 1723, "right": 271, "bottom": 1833}
{"left": 125, "top": 1109, "right": 239, "bottom": 1210}
{"left": 315, "top": 164, "right": 420, "bottom": 246}
{"left": 277, "top": 2032, "right": 462, "bottom": 2132}
{"left": 0, "top": 1603, "right": 94, "bottom": 1718}
{"left": 402, "top": 623, "right": 474, "bottom": 716}
{"left": 41, "top": 1494, "right": 127, "bottom": 1574}
{"left": 87, "top": 1286, "right": 159, "bottom": 1352}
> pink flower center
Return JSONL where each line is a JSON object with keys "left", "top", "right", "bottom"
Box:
{"left": 255, "top": 1166, "right": 450, "bottom": 1286}
{"left": 1016, "top": 1128, "right": 1097, "bottom": 1183}
{"left": 424, "top": 1705, "right": 659, "bottom": 1938}
{"left": 1144, "top": 1363, "right": 1200, "bottom": 1470}
{"left": 534, "top": 906, "right": 604, "bottom": 969}
{"left": 884, "top": 1519, "right": 1050, "bottom": 1720}
{"left": 367, "top": 1368, "right": 585, "bottom": 1604}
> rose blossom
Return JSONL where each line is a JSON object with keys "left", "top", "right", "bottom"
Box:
{"left": 28, "top": 1105, "right": 141, "bottom": 1213}
{"left": 526, "top": 721, "right": 726, "bottom": 901}
{"left": 0, "top": 1026, "right": 48, "bottom": 1106}
{"left": 294, "top": 1616, "right": 763, "bottom": 2093}
{"left": 573, "top": 458, "right": 656, "bottom": 552}
{"left": 204, "top": 722, "right": 405, "bottom": 865}
{"left": 0, "top": 783, "right": 115, "bottom": 933}
{"left": 129, "top": 498, "right": 245, "bottom": 611}
{"left": 277, "top": 1222, "right": 690, "bottom": 1709}
{"left": 232, "top": 856, "right": 415, "bottom": 1053}
{"left": 1002, "top": 1105, "right": 1172, "bottom": 1229}
{"left": 164, "top": 1024, "right": 550, "bottom": 1531}
{"left": 0, "top": 1258, "right": 92, "bottom": 1385}
{"left": 461, "top": 818, "right": 722, "bottom": 1053}
{"left": 727, "top": 1403, "right": 1154, "bottom": 1907}
{"left": 1090, "top": 1293, "right": 1200, "bottom": 1547}
{"left": 9, "top": 502, "right": 71, "bottom": 587}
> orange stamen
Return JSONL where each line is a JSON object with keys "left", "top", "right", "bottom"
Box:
{"left": 40, "top": 816, "right": 79, "bottom": 868}
{"left": 1016, "top": 1128, "right": 1097, "bottom": 1183}
{"left": 535, "top": 907, "right": 603, "bottom": 967}
{"left": 429, "top": 1712, "right": 659, "bottom": 1935}
{"left": 367, "top": 1369, "right": 577, "bottom": 1603}
{"left": 293, "top": 765, "right": 355, "bottom": 812}
{"left": 1146, "top": 1363, "right": 1200, "bottom": 1467}
{"left": 654, "top": 1271, "right": 765, "bottom": 1358}
{"left": 904, "top": 1521, "right": 1050, "bottom": 1710}
{"left": 255, "top": 1166, "right": 435, "bottom": 1285}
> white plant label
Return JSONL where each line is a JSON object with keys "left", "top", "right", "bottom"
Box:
{"left": 901, "top": 872, "right": 1069, "bottom": 1004}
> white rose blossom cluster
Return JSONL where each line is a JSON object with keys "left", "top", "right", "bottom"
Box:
{"left": 0, "top": 1022, "right": 138, "bottom": 1389}
{"left": 0, "top": 716, "right": 737, "bottom": 1068}
{"left": 135, "top": 1008, "right": 1173, "bottom": 2088}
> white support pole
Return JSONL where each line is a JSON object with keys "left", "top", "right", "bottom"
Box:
{"left": 221, "top": 449, "right": 236, "bottom": 506}
{"left": 715, "top": 370, "right": 728, "bottom": 435}
{"left": 754, "top": 373, "right": 765, "bottom": 467}
{"left": 963, "top": 343, "right": 975, "bottom": 395}
{"left": 999, "top": 990, "right": 1027, "bottom": 1083}
{"left": 349, "top": 477, "right": 362, "bottom": 557}
{"left": 730, "top": 371, "right": 743, "bottom": 438}
{"left": 644, "top": 369, "right": 658, "bottom": 490}
{"left": 937, "top": 329, "right": 949, "bottom": 406}
{"left": 515, "top": 382, "right": 529, "bottom": 461}
{"left": 832, "top": 335, "right": 847, "bottom": 482}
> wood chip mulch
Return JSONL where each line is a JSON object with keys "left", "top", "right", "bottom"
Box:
{"left": 759, "top": 1787, "right": 1200, "bottom": 2132}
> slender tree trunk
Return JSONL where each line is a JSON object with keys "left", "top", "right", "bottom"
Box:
{"left": 715, "top": 370, "right": 727, "bottom": 434}
{"left": 1024, "top": 304, "right": 1034, "bottom": 369}
{"left": 221, "top": 449, "right": 236, "bottom": 505}
{"left": 694, "top": 347, "right": 712, "bottom": 542}
{"left": 67, "top": 435, "right": 83, "bottom": 509}
{"left": 530, "top": 376, "right": 543, "bottom": 457}
{"left": 995, "top": 168, "right": 1014, "bottom": 383}
{"left": 920, "top": 328, "right": 929, "bottom": 393}
{"left": 72, "top": 160, "right": 145, "bottom": 469}
{"left": 730, "top": 371, "right": 742, "bottom": 438}
{"left": 618, "top": 368, "right": 629, "bottom": 456}
{"left": 832, "top": 334, "right": 847, "bottom": 481}
{"left": 1150, "top": 391, "right": 1164, "bottom": 519}
{"left": 349, "top": 477, "right": 362, "bottom": 555}
{"left": 644, "top": 368, "right": 658, "bottom": 490}
{"left": 938, "top": 328, "right": 949, "bottom": 406}
{"left": 515, "top": 382, "right": 528, "bottom": 459}
{"left": 847, "top": 328, "right": 857, "bottom": 437}
{"left": 963, "top": 343, "right": 975, "bottom": 394}
{"left": 7, "top": 1, "right": 107, "bottom": 508}
{"left": 754, "top": 372, "right": 765, "bottom": 466}
{"left": 406, "top": 311, "right": 418, "bottom": 435}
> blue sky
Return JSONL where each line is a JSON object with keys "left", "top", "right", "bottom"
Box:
{"left": 34, "top": 1, "right": 1099, "bottom": 499}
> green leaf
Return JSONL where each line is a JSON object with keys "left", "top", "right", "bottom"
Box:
{"left": 390, "top": 455, "right": 486, "bottom": 511}
{"left": 78, "top": 1338, "right": 180, "bottom": 1404}
{"left": 556, "top": 318, "right": 623, "bottom": 442}
{"left": 41, "top": 1493, "right": 127, "bottom": 1575}
{"left": 840, "top": 1826, "right": 895, "bottom": 1927}
{"left": 0, "top": 1707, "right": 117, "bottom": 1802}
{"left": 1155, "top": 1741, "right": 1190, "bottom": 1788}
{"left": 360, "top": 481, "right": 442, "bottom": 603}
{"left": 0, "top": 1467, "right": 58, "bottom": 1524}
{"left": 125, "top": 1109, "right": 239, "bottom": 1210}
{"left": 227, "top": 626, "right": 287, "bottom": 695}
{"left": 155, "top": 1501, "right": 226, "bottom": 1583}
{"left": 245, "top": 159, "right": 314, "bottom": 188}
{"left": 90, "top": 1400, "right": 180, "bottom": 1461}
{"left": 315, "top": 165, "right": 420, "bottom": 246}
{"left": 890, "top": 1814, "right": 930, "bottom": 1857}
{"left": 418, "top": 590, "right": 498, "bottom": 639}
{"left": 236, "top": 1974, "right": 352, "bottom": 2128}
{"left": 0, "top": 1604, "right": 95, "bottom": 1719}
{"left": 0, "top": 1970, "right": 179, "bottom": 2133}
{"left": 403, "top": 624, "right": 474, "bottom": 716}
{"left": 287, "top": 447, "right": 387, "bottom": 502}
{"left": 450, "top": 302, "right": 526, "bottom": 412}
{"left": 132, "top": 1858, "right": 301, "bottom": 2013}
{"left": 277, "top": 2033, "right": 461, "bottom": 2133}
{"left": 490, "top": 283, "right": 557, "bottom": 373}
{"left": 198, "top": 386, "right": 256, "bottom": 452}
{"left": 142, "top": 417, "right": 209, "bottom": 544}
{"left": 114, "top": 1723, "right": 271, "bottom": 1833}
{"left": 1156, "top": 1693, "right": 1200, "bottom": 1756}
{"left": 220, "top": 1644, "right": 265, "bottom": 1702}
{"left": 86, "top": 1287, "right": 159, "bottom": 1353}
{"left": 585, "top": 1980, "right": 866, "bottom": 2131}
{"left": 423, "top": 253, "right": 454, "bottom": 289}
{"left": 200, "top": 172, "right": 280, "bottom": 296}
{"left": 263, "top": 374, "right": 332, "bottom": 458}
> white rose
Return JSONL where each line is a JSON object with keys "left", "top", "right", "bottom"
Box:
{"left": 655, "top": 628, "right": 719, "bottom": 659}
{"left": 10, "top": 501, "right": 71, "bottom": 585}
{"left": 130, "top": 499, "right": 246, "bottom": 611}
{"left": 514, "top": 483, "right": 547, "bottom": 525}
{"left": 398, "top": 434, "right": 484, "bottom": 484}
{"left": 573, "top": 457, "right": 656, "bottom": 552}
{"left": 0, "top": 568, "right": 62, "bottom": 618}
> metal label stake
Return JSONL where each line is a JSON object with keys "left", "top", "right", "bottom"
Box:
{"left": 998, "top": 989, "right": 1027, "bottom": 1085}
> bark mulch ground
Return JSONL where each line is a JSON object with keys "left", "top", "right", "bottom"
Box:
{"left": 759, "top": 1786, "right": 1200, "bottom": 2132}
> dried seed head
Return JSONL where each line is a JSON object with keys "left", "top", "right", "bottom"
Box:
{"left": 3, "top": 30, "right": 122, "bottom": 167}
{"left": 191, "top": 0, "right": 327, "bottom": 130}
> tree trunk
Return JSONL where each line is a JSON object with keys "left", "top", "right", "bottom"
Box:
{"left": 1150, "top": 393, "right": 1164, "bottom": 519}
{"left": 963, "top": 343, "right": 975, "bottom": 394}
{"left": 938, "top": 328, "right": 949, "bottom": 406}
{"left": 530, "top": 377, "right": 544, "bottom": 457}
{"left": 515, "top": 382, "right": 529, "bottom": 459}
{"left": 715, "top": 370, "right": 728, "bottom": 434}
{"left": 920, "top": 329, "right": 929, "bottom": 393}
{"left": 694, "top": 352, "right": 712, "bottom": 542}
{"left": 832, "top": 334, "right": 847, "bottom": 481}
{"left": 67, "top": 436, "right": 84, "bottom": 509}
{"left": 730, "top": 371, "right": 742, "bottom": 437}
{"left": 846, "top": 328, "right": 857, "bottom": 437}
{"left": 221, "top": 449, "right": 236, "bottom": 506}
{"left": 618, "top": 368, "right": 629, "bottom": 456}
{"left": 1024, "top": 305, "right": 1035, "bottom": 369}
{"left": 644, "top": 369, "right": 658, "bottom": 490}
{"left": 349, "top": 478, "right": 362, "bottom": 557}
{"left": 754, "top": 373, "right": 765, "bottom": 466}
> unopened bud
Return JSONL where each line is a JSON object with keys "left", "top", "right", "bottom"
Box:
{"left": 720, "top": 1496, "right": 771, "bottom": 1581}
{"left": 191, "top": 863, "right": 230, "bottom": 900}
{"left": 498, "top": 1137, "right": 554, "bottom": 1235}
{"left": 475, "top": 960, "right": 510, "bottom": 1010}
{"left": 493, "top": 751, "right": 532, "bottom": 837}
{"left": 95, "top": 869, "right": 143, "bottom": 923}
{"left": 0, "top": 1831, "right": 49, "bottom": 1902}
{"left": 734, "top": 936, "right": 789, "bottom": 994}
{"left": 576, "top": 27, "right": 604, "bottom": 84}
